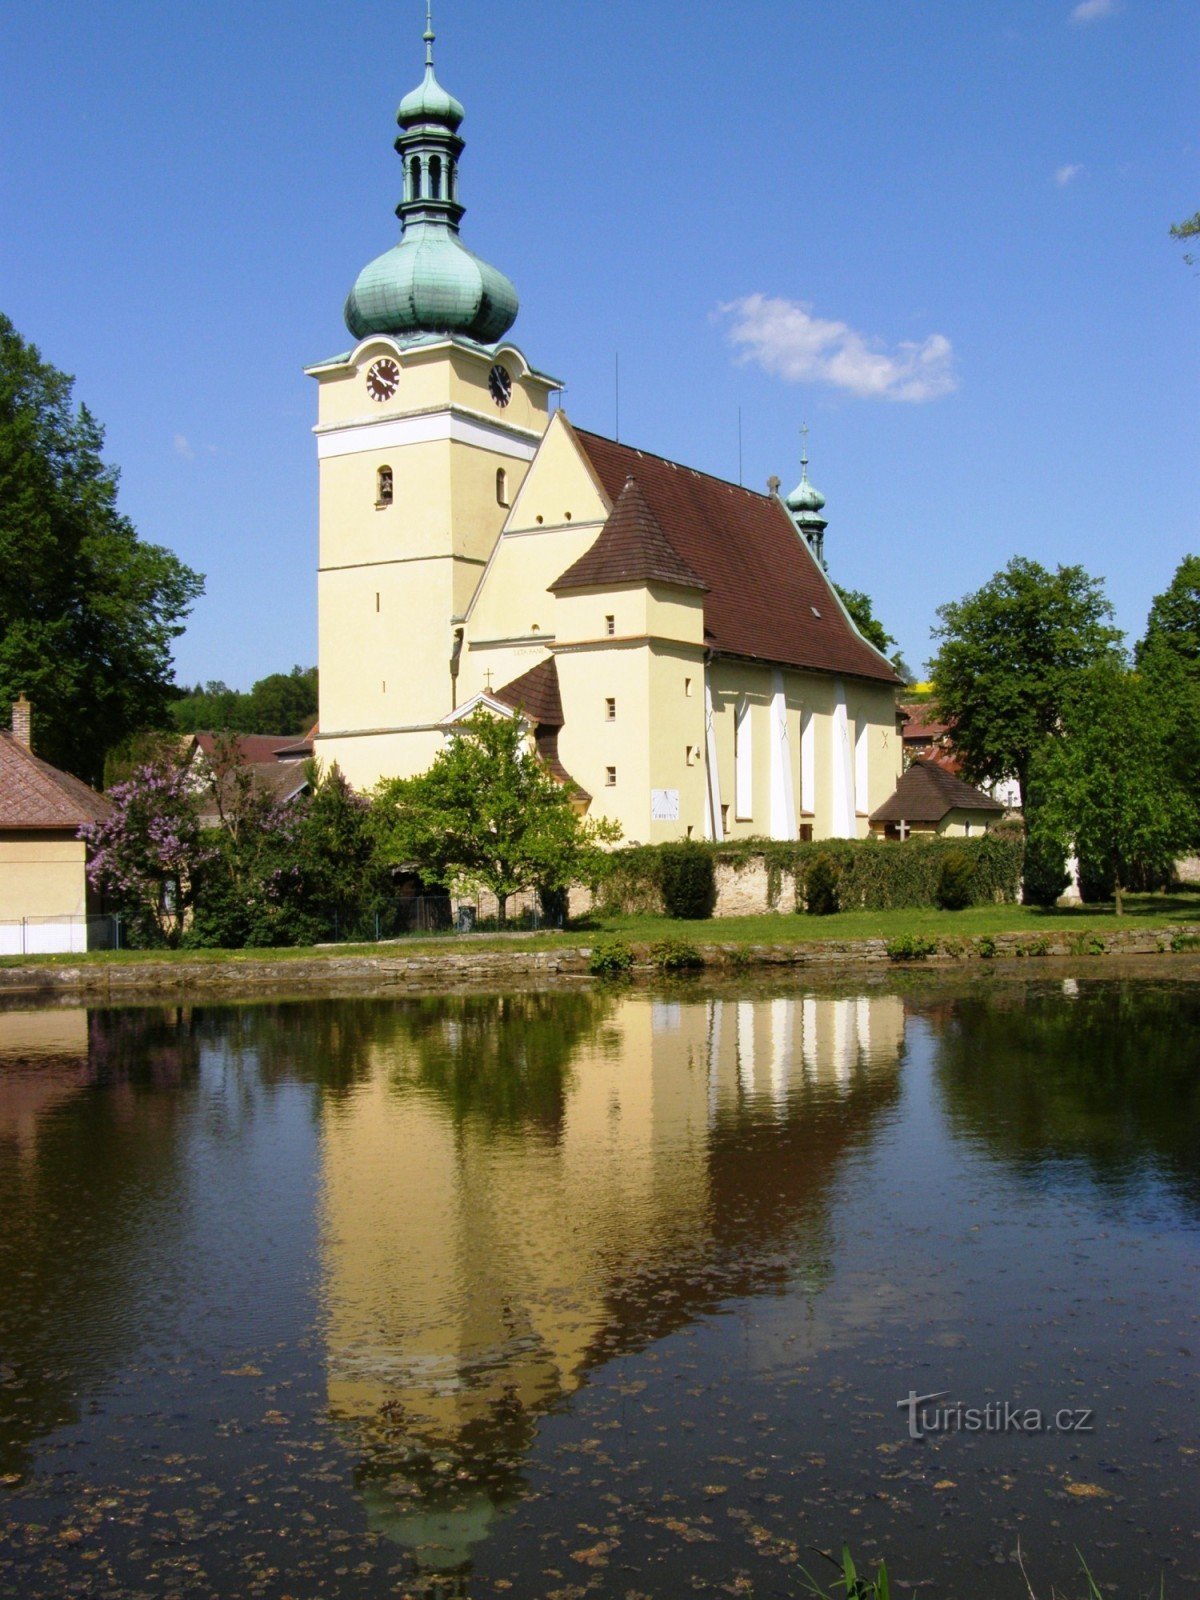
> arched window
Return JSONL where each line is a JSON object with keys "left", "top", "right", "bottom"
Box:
{"left": 429, "top": 155, "right": 442, "bottom": 200}
{"left": 447, "top": 162, "right": 456, "bottom": 202}
{"left": 495, "top": 466, "right": 508, "bottom": 507}
{"left": 410, "top": 157, "right": 422, "bottom": 199}
{"left": 377, "top": 465, "right": 394, "bottom": 507}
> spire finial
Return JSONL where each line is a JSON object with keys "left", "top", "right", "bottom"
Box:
{"left": 424, "top": 0, "right": 435, "bottom": 69}
{"left": 800, "top": 422, "right": 810, "bottom": 478}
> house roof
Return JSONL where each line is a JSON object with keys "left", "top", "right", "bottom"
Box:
{"left": 196, "top": 759, "right": 311, "bottom": 827}
{"left": 0, "top": 733, "right": 113, "bottom": 831}
{"left": 192, "top": 732, "right": 303, "bottom": 765}
{"left": 898, "top": 703, "right": 951, "bottom": 741}
{"left": 869, "top": 758, "right": 1004, "bottom": 825}
{"left": 551, "top": 475, "right": 707, "bottom": 594}
{"left": 569, "top": 428, "right": 901, "bottom": 684}
{"left": 493, "top": 658, "right": 590, "bottom": 802}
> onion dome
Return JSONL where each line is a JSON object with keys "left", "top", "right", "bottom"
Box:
{"left": 343, "top": 3, "right": 518, "bottom": 346}
{"left": 784, "top": 426, "right": 829, "bottom": 567}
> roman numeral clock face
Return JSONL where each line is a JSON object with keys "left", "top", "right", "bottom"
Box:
{"left": 366, "top": 358, "right": 400, "bottom": 402}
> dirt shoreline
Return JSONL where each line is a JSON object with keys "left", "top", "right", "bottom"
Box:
{"left": 0, "top": 922, "right": 1193, "bottom": 1004}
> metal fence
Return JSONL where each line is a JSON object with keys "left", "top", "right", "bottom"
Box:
{"left": 0, "top": 914, "right": 124, "bottom": 956}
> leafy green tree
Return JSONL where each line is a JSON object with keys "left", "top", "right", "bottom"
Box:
{"left": 1033, "top": 660, "right": 1194, "bottom": 914}
{"left": 1136, "top": 555, "right": 1200, "bottom": 672}
{"left": 928, "top": 557, "right": 1123, "bottom": 804}
{"left": 0, "top": 315, "right": 203, "bottom": 784}
{"left": 373, "top": 709, "right": 621, "bottom": 924}
{"left": 1171, "top": 209, "right": 1199, "bottom": 267}
{"left": 170, "top": 665, "right": 317, "bottom": 735}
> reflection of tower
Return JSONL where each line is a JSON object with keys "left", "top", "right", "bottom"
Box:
{"left": 317, "top": 988, "right": 906, "bottom": 1574}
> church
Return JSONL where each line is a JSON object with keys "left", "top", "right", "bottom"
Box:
{"left": 308, "top": 13, "right": 903, "bottom": 845}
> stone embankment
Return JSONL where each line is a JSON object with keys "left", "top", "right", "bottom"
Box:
{"left": 0, "top": 923, "right": 1192, "bottom": 1002}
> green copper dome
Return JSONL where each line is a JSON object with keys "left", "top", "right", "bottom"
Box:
{"left": 345, "top": 232, "right": 518, "bottom": 344}
{"left": 343, "top": 4, "right": 518, "bottom": 347}
{"left": 786, "top": 474, "right": 826, "bottom": 515}
{"left": 398, "top": 66, "right": 464, "bottom": 130}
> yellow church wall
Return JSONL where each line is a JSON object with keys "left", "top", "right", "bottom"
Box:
{"left": 555, "top": 641, "right": 651, "bottom": 837}
{"left": 501, "top": 411, "right": 610, "bottom": 534}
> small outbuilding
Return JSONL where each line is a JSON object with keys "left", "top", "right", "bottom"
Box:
{"left": 869, "top": 757, "right": 1004, "bottom": 841}
{"left": 0, "top": 697, "right": 114, "bottom": 954}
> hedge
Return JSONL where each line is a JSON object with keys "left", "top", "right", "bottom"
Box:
{"left": 598, "top": 833, "right": 1024, "bottom": 916}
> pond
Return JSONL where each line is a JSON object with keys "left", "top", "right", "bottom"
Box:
{"left": 0, "top": 970, "right": 1197, "bottom": 1598}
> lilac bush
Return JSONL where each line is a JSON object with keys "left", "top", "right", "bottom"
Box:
{"left": 80, "top": 757, "right": 212, "bottom": 946}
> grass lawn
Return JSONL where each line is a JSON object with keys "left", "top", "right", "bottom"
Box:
{"left": 2, "top": 893, "right": 1198, "bottom": 970}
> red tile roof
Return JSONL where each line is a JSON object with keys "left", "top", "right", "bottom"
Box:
{"left": 570, "top": 426, "right": 900, "bottom": 684}
{"left": 493, "top": 657, "right": 565, "bottom": 725}
{"left": 869, "top": 758, "right": 1003, "bottom": 825}
{"left": 192, "top": 733, "right": 302, "bottom": 764}
{"left": 0, "top": 734, "right": 114, "bottom": 831}
{"left": 552, "top": 475, "right": 707, "bottom": 594}
{"left": 494, "top": 659, "right": 590, "bottom": 802}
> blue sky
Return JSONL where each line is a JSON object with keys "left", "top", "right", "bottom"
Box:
{"left": 1, "top": 0, "right": 1195, "bottom": 689}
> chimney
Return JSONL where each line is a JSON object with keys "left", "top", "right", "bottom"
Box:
{"left": 11, "top": 694, "right": 31, "bottom": 748}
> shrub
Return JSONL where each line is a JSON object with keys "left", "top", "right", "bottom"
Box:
{"left": 804, "top": 852, "right": 841, "bottom": 915}
{"left": 977, "top": 936, "right": 997, "bottom": 959}
{"left": 648, "top": 937, "right": 703, "bottom": 971}
{"left": 658, "top": 839, "right": 716, "bottom": 919}
{"left": 886, "top": 934, "right": 938, "bottom": 961}
{"left": 588, "top": 939, "right": 633, "bottom": 978}
{"left": 935, "top": 849, "right": 975, "bottom": 910}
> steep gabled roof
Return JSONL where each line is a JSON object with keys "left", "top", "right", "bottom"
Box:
{"left": 551, "top": 475, "right": 707, "bottom": 594}
{"left": 493, "top": 658, "right": 589, "bottom": 802}
{"left": 571, "top": 428, "right": 901, "bottom": 684}
{"left": 0, "top": 734, "right": 113, "bottom": 831}
{"left": 493, "top": 657, "right": 564, "bottom": 725}
{"left": 870, "top": 758, "right": 1004, "bottom": 825}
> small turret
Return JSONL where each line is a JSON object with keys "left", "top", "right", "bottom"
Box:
{"left": 785, "top": 424, "right": 828, "bottom": 567}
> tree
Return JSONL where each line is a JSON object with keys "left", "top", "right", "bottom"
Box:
{"left": 373, "top": 709, "right": 621, "bottom": 924}
{"left": 170, "top": 665, "right": 318, "bottom": 736}
{"left": 1033, "top": 660, "right": 1194, "bottom": 914}
{"left": 0, "top": 316, "right": 203, "bottom": 784}
{"left": 1171, "top": 209, "right": 1199, "bottom": 267}
{"left": 1136, "top": 555, "right": 1200, "bottom": 672}
{"left": 928, "top": 557, "right": 1123, "bottom": 804}
{"left": 80, "top": 755, "right": 212, "bottom": 947}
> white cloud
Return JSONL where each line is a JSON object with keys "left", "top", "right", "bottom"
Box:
{"left": 1070, "top": 0, "right": 1118, "bottom": 23}
{"left": 1055, "top": 162, "right": 1084, "bottom": 185}
{"left": 719, "top": 294, "right": 957, "bottom": 403}
{"left": 173, "top": 433, "right": 194, "bottom": 460}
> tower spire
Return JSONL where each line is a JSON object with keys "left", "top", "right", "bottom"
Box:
{"left": 424, "top": 0, "right": 435, "bottom": 69}
{"left": 785, "top": 425, "right": 828, "bottom": 567}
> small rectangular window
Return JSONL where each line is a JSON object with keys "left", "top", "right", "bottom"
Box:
{"left": 605, "top": 766, "right": 617, "bottom": 787}
{"left": 720, "top": 803, "right": 730, "bottom": 830}
{"left": 605, "top": 697, "right": 616, "bottom": 721}
{"left": 375, "top": 592, "right": 380, "bottom": 612}
{"left": 684, "top": 677, "right": 693, "bottom": 697}
{"left": 685, "top": 745, "right": 697, "bottom": 766}
{"left": 605, "top": 614, "right": 615, "bottom": 636}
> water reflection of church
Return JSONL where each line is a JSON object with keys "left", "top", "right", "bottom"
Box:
{"left": 317, "top": 990, "right": 907, "bottom": 1573}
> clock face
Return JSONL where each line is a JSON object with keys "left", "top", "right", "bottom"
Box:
{"left": 366, "top": 357, "right": 401, "bottom": 402}
{"left": 488, "top": 363, "right": 513, "bottom": 408}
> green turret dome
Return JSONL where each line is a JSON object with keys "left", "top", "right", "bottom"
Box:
{"left": 397, "top": 66, "right": 464, "bottom": 130}
{"left": 343, "top": 5, "right": 518, "bottom": 347}
{"left": 345, "top": 235, "right": 518, "bottom": 344}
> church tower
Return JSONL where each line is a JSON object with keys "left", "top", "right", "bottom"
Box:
{"left": 308, "top": 5, "right": 561, "bottom": 788}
